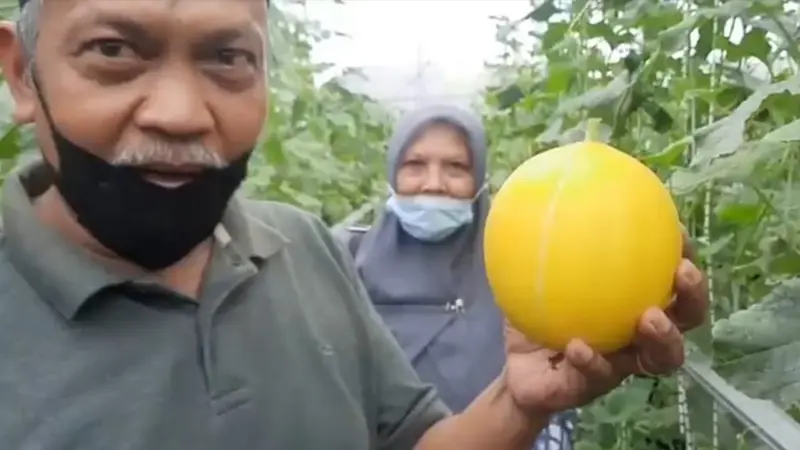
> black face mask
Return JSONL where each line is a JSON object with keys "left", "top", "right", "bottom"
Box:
{"left": 33, "top": 78, "right": 251, "bottom": 270}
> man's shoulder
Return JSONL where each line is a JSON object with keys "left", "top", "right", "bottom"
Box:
{"left": 238, "top": 198, "right": 342, "bottom": 255}
{"left": 239, "top": 198, "right": 372, "bottom": 245}
{"left": 242, "top": 199, "right": 325, "bottom": 235}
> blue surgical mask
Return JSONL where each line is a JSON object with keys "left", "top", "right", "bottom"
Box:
{"left": 386, "top": 190, "right": 475, "bottom": 242}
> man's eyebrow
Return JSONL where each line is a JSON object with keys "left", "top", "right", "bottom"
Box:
{"left": 68, "top": 11, "right": 155, "bottom": 42}
{"left": 68, "top": 10, "right": 263, "bottom": 44}
{"left": 201, "top": 26, "right": 261, "bottom": 45}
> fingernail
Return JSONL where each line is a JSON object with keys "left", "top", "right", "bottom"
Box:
{"left": 649, "top": 317, "right": 668, "bottom": 335}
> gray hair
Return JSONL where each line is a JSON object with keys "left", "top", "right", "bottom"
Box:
{"left": 111, "top": 137, "right": 226, "bottom": 168}
{"left": 17, "top": 0, "right": 41, "bottom": 76}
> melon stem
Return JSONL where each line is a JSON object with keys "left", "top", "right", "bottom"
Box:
{"left": 585, "top": 118, "right": 602, "bottom": 142}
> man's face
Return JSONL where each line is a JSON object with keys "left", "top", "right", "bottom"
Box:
{"left": 3, "top": 0, "right": 268, "bottom": 186}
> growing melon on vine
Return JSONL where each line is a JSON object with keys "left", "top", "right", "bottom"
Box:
{"left": 483, "top": 119, "right": 682, "bottom": 354}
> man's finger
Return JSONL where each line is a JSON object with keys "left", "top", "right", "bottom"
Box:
{"left": 668, "top": 258, "right": 709, "bottom": 331}
{"left": 634, "top": 308, "right": 685, "bottom": 375}
{"left": 564, "top": 339, "right": 618, "bottom": 385}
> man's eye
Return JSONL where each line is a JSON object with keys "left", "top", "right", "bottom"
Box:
{"left": 216, "top": 48, "right": 256, "bottom": 67}
{"left": 86, "top": 39, "right": 136, "bottom": 59}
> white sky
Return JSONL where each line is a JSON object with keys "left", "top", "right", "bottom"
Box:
{"left": 294, "top": 1, "right": 536, "bottom": 109}
{"left": 289, "top": 1, "right": 768, "bottom": 111}
{"left": 304, "top": 1, "right": 532, "bottom": 68}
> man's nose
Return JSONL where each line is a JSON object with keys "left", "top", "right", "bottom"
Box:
{"left": 134, "top": 71, "right": 214, "bottom": 138}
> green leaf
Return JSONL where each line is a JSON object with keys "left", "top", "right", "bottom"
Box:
{"left": 554, "top": 71, "right": 631, "bottom": 116}
{"left": 541, "top": 22, "right": 570, "bottom": 52}
{"left": 730, "top": 28, "right": 772, "bottom": 64}
{"left": 713, "top": 278, "right": 800, "bottom": 353}
{"left": 692, "top": 74, "right": 800, "bottom": 164}
{"left": 494, "top": 84, "right": 525, "bottom": 110}
{"left": 526, "top": 1, "right": 560, "bottom": 22}
{"left": 762, "top": 119, "right": 800, "bottom": 142}
{"left": 0, "top": 126, "right": 20, "bottom": 159}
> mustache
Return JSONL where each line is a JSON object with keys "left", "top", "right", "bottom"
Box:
{"left": 110, "top": 139, "right": 226, "bottom": 168}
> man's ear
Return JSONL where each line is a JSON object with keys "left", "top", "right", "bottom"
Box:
{"left": 0, "top": 21, "right": 36, "bottom": 124}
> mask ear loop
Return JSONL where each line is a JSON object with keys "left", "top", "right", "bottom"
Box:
{"left": 472, "top": 176, "right": 490, "bottom": 201}
{"left": 385, "top": 184, "right": 399, "bottom": 203}
{"left": 27, "top": 62, "right": 49, "bottom": 120}
{"left": 27, "top": 64, "right": 62, "bottom": 148}
{"left": 27, "top": 65, "right": 62, "bottom": 180}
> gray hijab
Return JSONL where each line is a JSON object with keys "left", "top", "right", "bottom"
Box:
{"left": 351, "top": 105, "right": 577, "bottom": 448}
{"left": 353, "top": 104, "right": 505, "bottom": 412}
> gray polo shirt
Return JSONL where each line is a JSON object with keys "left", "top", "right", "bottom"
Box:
{"left": 0, "top": 162, "right": 450, "bottom": 450}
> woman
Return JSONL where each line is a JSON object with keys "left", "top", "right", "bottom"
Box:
{"left": 344, "top": 104, "right": 576, "bottom": 449}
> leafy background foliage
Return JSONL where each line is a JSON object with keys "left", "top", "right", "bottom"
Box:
{"left": 0, "top": 0, "right": 798, "bottom": 448}
{"left": 486, "top": 0, "right": 800, "bottom": 449}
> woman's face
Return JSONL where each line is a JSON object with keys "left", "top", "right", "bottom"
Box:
{"left": 395, "top": 123, "right": 476, "bottom": 199}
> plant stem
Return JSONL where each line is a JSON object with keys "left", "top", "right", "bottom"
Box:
{"left": 585, "top": 118, "right": 602, "bottom": 141}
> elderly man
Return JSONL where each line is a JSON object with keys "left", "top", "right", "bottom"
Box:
{"left": 0, "top": 0, "right": 708, "bottom": 449}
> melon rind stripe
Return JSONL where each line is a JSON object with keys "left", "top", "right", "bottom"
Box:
{"left": 534, "top": 147, "right": 578, "bottom": 310}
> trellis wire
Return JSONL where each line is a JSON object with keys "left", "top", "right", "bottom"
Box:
{"left": 679, "top": 0, "right": 725, "bottom": 448}
{"left": 703, "top": 1, "right": 721, "bottom": 447}
{"left": 677, "top": 0, "right": 697, "bottom": 447}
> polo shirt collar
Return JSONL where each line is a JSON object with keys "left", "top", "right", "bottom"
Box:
{"left": 220, "top": 196, "right": 288, "bottom": 264}
{"left": 3, "top": 160, "right": 287, "bottom": 320}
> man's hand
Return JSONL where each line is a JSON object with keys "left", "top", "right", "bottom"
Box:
{"left": 504, "top": 226, "right": 708, "bottom": 415}
{"left": 417, "top": 227, "right": 709, "bottom": 450}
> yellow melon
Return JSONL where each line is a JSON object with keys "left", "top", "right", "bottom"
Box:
{"left": 484, "top": 119, "right": 682, "bottom": 354}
